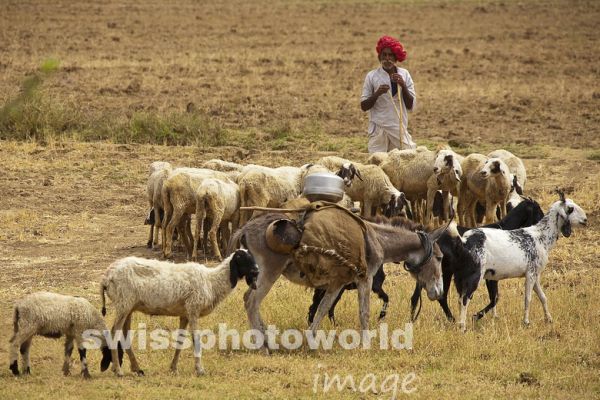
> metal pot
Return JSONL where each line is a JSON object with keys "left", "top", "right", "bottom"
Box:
{"left": 302, "top": 172, "right": 345, "bottom": 203}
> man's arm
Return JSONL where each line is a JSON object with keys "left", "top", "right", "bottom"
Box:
{"left": 361, "top": 84, "right": 390, "bottom": 111}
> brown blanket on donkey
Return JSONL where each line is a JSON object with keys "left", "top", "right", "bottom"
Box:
{"left": 291, "top": 202, "right": 369, "bottom": 287}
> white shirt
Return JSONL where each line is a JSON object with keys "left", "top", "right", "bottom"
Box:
{"left": 361, "top": 66, "right": 416, "bottom": 139}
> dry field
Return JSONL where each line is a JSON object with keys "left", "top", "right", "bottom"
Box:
{"left": 1, "top": 0, "right": 599, "bottom": 399}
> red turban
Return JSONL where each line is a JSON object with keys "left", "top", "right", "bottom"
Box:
{"left": 376, "top": 36, "right": 407, "bottom": 62}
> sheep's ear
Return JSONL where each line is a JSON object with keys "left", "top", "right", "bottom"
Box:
{"left": 352, "top": 165, "right": 363, "bottom": 181}
{"left": 229, "top": 253, "right": 241, "bottom": 288}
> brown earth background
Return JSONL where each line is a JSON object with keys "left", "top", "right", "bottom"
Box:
{"left": 0, "top": 0, "right": 599, "bottom": 399}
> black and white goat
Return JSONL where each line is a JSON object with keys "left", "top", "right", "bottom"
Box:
{"left": 411, "top": 197, "right": 545, "bottom": 322}
{"left": 456, "top": 193, "right": 587, "bottom": 330}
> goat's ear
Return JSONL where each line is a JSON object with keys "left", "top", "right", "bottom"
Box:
{"left": 561, "top": 219, "right": 572, "bottom": 237}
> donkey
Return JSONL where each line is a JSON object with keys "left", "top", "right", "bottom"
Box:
{"left": 228, "top": 210, "right": 448, "bottom": 352}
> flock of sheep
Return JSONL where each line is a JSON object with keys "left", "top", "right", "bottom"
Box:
{"left": 8, "top": 145, "right": 589, "bottom": 378}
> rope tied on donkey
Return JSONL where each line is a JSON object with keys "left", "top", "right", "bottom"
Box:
{"left": 284, "top": 201, "right": 370, "bottom": 286}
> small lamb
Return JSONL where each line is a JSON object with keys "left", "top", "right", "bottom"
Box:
{"left": 9, "top": 291, "right": 118, "bottom": 378}
{"left": 100, "top": 249, "right": 259, "bottom": 377}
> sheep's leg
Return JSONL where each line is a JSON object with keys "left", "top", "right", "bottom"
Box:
{"left": 192, "top": 207, "right": 204, "bottom": 262}
{"left": 74, "top": 337, "right": 91, "bottom": 379}
{"left": 9, "top": 328, "right": 35, "bottom": 376}
{"left": 484, "top": 202, "right": 498, "bottom": 225}
{"left": 62, "top": 336, "right": 74, "bottom": 376}
{"left": 170, "top": 316, "right": 189, "bottom": 373}
{"left": 210, "top": 213, "right": 223, "bottom": 261}
{"left": 147, "top": 222, "right": 154, "bottom": 249}
{"left": 523, "top": 272, "right": 535, "bottom": 326}
{"left": 533, "top": 276, "right": 552, "bottom": 323}
{"left": 123, "top": 313, "right": 144, "bottom": 376}
{"left": 18, "top": 337, "right": 33, "bottom": 375}
{"left": 152, "top": 207, "right": 162, "bottom": 249}
{"left": 309, "top": 284, "right": 345, "bottom": 333}
{"left": 164, "top": 209, "right": 183, "bottom": 259}
{"left": 361, "top": 200, "right": 373, "bottom": 218}
{"left": 425, "top": 190, "right": 436, "bottom": 225}
{"left": 357, "top": 276, "right": 373, "bottom": 332}
{"left": 110, "top": 313, "right": 129, "bottom": 377}
{"left": 188, "top": 317, "right": 205, "bottom": 376}
{"left": 474, "top": 280, "right": 499, "bottom": 321}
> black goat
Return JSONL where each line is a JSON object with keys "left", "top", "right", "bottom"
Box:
{"left": 410, "top": 197, "right": 544, "bottom": 322}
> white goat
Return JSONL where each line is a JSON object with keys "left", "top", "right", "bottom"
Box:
{"left": 9, "top": 292, "right": 116, "bottom": 378}
{"left": 100, "top": 249, "right": 259, "bottom": 376}
{"left": 457, "top": 193, "right": 587, "bottom": 331}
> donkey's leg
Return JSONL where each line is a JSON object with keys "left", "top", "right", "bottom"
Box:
{"left": 309, "top": 283, "right": 345, "bottom": 333}
{"left": 356, "top": 275, "right": 373, "bottom": 332}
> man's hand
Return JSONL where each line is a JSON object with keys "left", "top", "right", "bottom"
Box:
{"left": 390, "top": 73, "right": 405, "bottom": 88}
{"left": 375, "top": 84, "right": 390, "bottom": 97}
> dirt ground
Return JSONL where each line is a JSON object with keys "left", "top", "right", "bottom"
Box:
{"left": 1, "top": 0, "right": 599, "bottom": 399}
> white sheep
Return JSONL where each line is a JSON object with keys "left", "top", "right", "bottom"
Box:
{"left": 317, "top": 156, "right": 409, "bottom": 218}
{"left": 161, "top": 168, "right": 234, "bottom": 259}
{"left": 365, "top": 149, "right": 402, "bottom": 166}
{"left": 9, "top": 291, "right": 117, "bottom": 378}
{"left": 488, "top": 149, "right": 527, "bottom": 210}
{"left": 145, "top": 162, "right": 173, "bottom": 249}
{"left": 237, "top": 163, "right": 328, "bottom": 226}
{"left": 100, "top": 249, "right": 259, "bottom": 376}
{"left": 457, "top": 193, "right": 588, "bottom": 330}
{"left": 458, "top": 154, "right": 512, "bottom": 227}
{"left": 379, "top": 146, "right": 462, "bottom": 222}
{"left": 201, "top": 159, "right": 244, "bottom": 172}
{"left": 193, "top": 178, "right": 241, "bottom": 261}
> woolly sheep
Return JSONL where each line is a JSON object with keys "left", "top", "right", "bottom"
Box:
{"left": 100, "top": 249, "right": 259, "bottom": 376}
{"left": 379, "top": 147, "right": 462, "bottom": 222}
{"left": 9, "top": 291, "right": 118, "bottom": 378}
{"left": 201, "top": 159, "right": 244, "bottom": 172}
{"left": 488, "top": 149, "right": 527, "bottom": 210}
{"left": 237, "top": 163, "right": 328, "bottom": 226}
{"left": 193, "top": 178, "right": 241, "bottom": 261}
{"left": 457, "top": 154, "right": 512, "bottom": 227}
{"left": 317, "top": 156, "right": 409, "bottom": 218}
{"left": 161, "top": 168, "right": 234, "bottom": 259}
{"left": 145, "top": 162, "right": 173, "bottom": 249}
